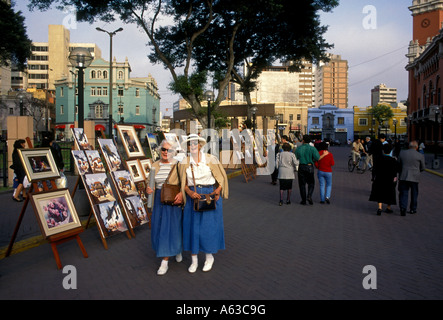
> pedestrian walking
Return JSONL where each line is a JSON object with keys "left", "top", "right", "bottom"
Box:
{"left": 315, "top": 142, "right": 335, "bottom": 204}
{"left": 178, "top": 134, "right": 229, "bottom": 273}
{"left": 270, "top": 138, "right": 280, "bottom": 185}
{"left": 369, "top": 143, "right": 400, "bottom": 215}
{"left": 363, "top": 136, "right": 373, "bottom": 170}
{"left": 295, "top": 135, "right": 320, "bottom": 205}
{"left": 11, "top": 139, "right": 26, "bottom": 202}
{"left": 276, "top": 143, "right": 299, "bottom": 206}
{"left": 397, "top": 140, "right": 425, "bottom": 216}
{"left": 146, "top": 140, "right": 184, "bottom": 275}
{"left": 369, "top": 133, "right": 387, "bottom": 181}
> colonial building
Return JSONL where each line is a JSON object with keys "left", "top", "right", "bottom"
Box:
{"left": 307, "top": 104, "right": 353, "bottom": 144}
{"left": 406, "top": 0, "right": 443, "bottom": 145}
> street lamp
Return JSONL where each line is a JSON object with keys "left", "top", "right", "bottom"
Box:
{"left": 17, "top": 92, "right": 24, "bottom": 116}
{"left": 70, "top": 70, "right": 77, "bottom": 123}
{"left": 96, "top": 27, "right": 123, "bottom": 138}
{"left": 251, "top": 106, "right": 258, "bottom": 133}
{"left": 68, "top": 47, "right": 93, "bottom": 129}
{"left": 393, "top": 119, "right": 398, "bottom": 139}
{"left": 433, "top": 105, "right": 440, "bottom": 168}
{"left": 204, "top": 90, "right": 214, "bottom": 131}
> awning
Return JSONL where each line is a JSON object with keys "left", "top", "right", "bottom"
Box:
{"left": 95, "top": 124, "right": 106, "bottom": 131}
{"left": 134, "top": 125, "right": 145, "bottom": 129}
{"left": 55, "top": 124, "right": 66, "bottom": 129}
{"left": 70, "top": 124, "right": 75, "bottom": 129}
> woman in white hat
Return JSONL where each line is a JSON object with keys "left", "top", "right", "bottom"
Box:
{"left": 146, "top": 139, "right": 183, "bottom": 275}
{"left": 177, "top": 134, "right": 229, "bottom": 273}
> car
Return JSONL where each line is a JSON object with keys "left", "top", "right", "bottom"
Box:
{"left": 331, "top": 139, "right": 341, "bottom": 146}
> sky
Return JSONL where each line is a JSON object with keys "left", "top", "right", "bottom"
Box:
{"left": 15, "top": 0, "right": 413, "bottom": 115}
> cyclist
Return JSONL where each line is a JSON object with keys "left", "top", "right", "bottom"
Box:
{"left": 351, "top": 138, "right": 365, "bottom": 166}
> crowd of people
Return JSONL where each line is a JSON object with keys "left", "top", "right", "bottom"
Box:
{"left": 272, "top": 133, "right": 426, "bottom": 218}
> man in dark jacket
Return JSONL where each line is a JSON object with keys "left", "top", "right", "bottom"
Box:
{"left": 397, "top": 140, "right": 425, "bottom": 216}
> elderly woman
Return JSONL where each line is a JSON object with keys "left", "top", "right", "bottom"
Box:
{"left": 276, "top": 142, "right": 299, "bottom": 205}
{"left": 146, "top": 139, "right": 183, "bottom": 275}
{"left": 11, "top": 139, "right": 27, "bottom": 202}
{"left": 178, "top": 134, "right": 229, "bottom": 273}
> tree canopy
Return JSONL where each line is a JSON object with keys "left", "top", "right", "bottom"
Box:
{"left": 29, "top": 0, "right": 339, "bottom": 127}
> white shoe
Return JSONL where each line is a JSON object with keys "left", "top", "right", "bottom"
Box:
{"left": 202, "top": 256, "right": 214, "bottom": 272}
{"left": 188, "top": 262, "right": 198, "bottom": 273}
{"left": 157, "top": 260, "right": 168, "bottom": 276}
{"left": 176, "top": 253, "right": 182, "bottom": 263}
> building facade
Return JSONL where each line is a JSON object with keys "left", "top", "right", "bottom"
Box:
{"left": 54, "top": 57, "right": 160, "bottom": 138}
{"left": 371, "top": 83, "right": 398, "bottom": 107}
{"left": 406, "top": 0, "right": 443, "bottom": 145}
{"left": 307, "top": 104, "right": 354, "bottom": 144}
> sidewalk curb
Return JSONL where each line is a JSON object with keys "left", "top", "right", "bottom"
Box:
{"left": 0, "top": 169, "right": 243, "bottom": 259}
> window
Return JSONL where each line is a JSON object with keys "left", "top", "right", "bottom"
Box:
{"left": 118, "top": 105, "right": 124, "bottom": 115}
{"left": 9, "top": 108, "right": 13, "bottom": 115}
{"left": 118, "top": 87, "right": 124, "bottom": 97}
{"left": 312, "top": 117, "right": 319, "bottom": 125}
{"left": 103, "top": 87, "right": 108, "bottom": 96}
{"left": 359, "top": 118, "right": 368, "bottom": 126}
{"left": 135, "top": 88, "right": 140, "bottom": 97}
{"left": 95, "top": 104, "right": 104, "bottom": 118}
{"left": 135, "top": 105, "right": 140, "bottom": 115}
{"left": 337, "top": 117, "right": 345, "bottom": 125}
{"left": 60, "top": 87, "right": 64, "bottom": 97}
{"left": 91, "top": 87, "right": 96, "bottom": 96}
{"left": 75, "top": 105, "right": 78, "bottom": 115}
{"left": 103, "top": 70, "right": 108, "bottom": 79}
{"left": 91, "top": 70, "right": 96, "bottom": 79}
{"left": 118, "top": 70, "right": 124, "bottom": 80}
{"left": 289, "top": 114, "right": 293, "bottom": 121}
{"left": 97, "top": 87, "right": 102, "bottom": 96}
{"left": 297, "top": 114, "right": 301, "bottom": 121}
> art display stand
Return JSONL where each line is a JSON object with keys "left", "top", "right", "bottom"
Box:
{"left": 5, "top": 138, "right": 88, "bottom": 269}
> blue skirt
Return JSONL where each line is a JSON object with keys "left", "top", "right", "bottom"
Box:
{"left": 151, "top": 190, "right": 183, "bottom": 258}
{"left": 183, "top": 185, "right": 225, "bottom": 254}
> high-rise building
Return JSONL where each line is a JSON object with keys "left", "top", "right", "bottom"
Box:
{"left": 371, "top": 83, "right": 397, "bottom": 106}
{"left": 314, "top": 54, "right": 349, "bottom": 109}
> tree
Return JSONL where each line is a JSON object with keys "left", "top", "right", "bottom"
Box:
{"left": 29, "top": 0, "right": 338, "bottom": 128}
{"left": 0, "top": 1, "right": 32, "bottom": 70}
{"left": 370, "top": 103, "right": 394, "bottom": 136}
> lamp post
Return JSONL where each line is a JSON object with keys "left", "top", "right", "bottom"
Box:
{"left": 68, "top": 48, "right": 93, "bottom": 129}
{"left": 433, "top": 105, "right": 440, "bottom": 165}
{"left": 46, "top": 68, "right": 53, "bottom": 132}
{"left": 393, "top": 119, "right": 398, "bottom": 139}
{"left": 251, "top": 106, "right": 258, "bottom": 134}
{"left": 17, "top": 93, "right": 24, "bottom": 116}
{"left": 70, "top": 70, "right": 77, "bottom": 123}
{"left": 204, "top": 90, "right": 214, "bottom": 131}
{"left": 96, "top": 27, "right": 123, "bottom": 138}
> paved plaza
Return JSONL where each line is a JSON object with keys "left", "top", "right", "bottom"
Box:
{"left": 0, "top": 146, "right": 442, "bottom": 301}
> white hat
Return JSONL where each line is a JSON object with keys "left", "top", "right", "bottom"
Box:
{"left": 181, "top": 133, "right": 206, "bottom": 150}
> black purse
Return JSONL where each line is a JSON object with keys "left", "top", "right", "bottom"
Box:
{"left": 191, "top": 164, "right": 216, "bottom": 212}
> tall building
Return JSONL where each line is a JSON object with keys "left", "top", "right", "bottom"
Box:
{"left": 371, "top": 83, "right": 397, "bottom": 106}
{"left": 314, "top": 54, "right": 349, "bottom": 109}
{"left": 406, "top": 0, "right": 443, "bottom": 145}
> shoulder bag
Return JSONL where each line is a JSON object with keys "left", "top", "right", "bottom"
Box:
{"left": 191, "top": 164, "right": 216, "bottom": 212}
{"left": 160, "top": 163, "right": 181, "bottom": 205}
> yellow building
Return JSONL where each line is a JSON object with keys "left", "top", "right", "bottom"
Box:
{"left": 353, "top": 104, "right": 408, "bottom": 139}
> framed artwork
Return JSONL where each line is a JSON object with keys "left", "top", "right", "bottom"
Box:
{"left": 98, "top": 139, "right": 123, "bottom": 171}
{"left": 30, "top": 189, "right": 81, "bottom": 238}
{"left": 116, "top": 125, "right": 145, "bottom": 159}
{"left": 123, "top": 195, "right": 149, "bottom": 227}
{"left": 85, "top": 150, "right": 106, "bottom": 173}
{"left": 71, "top": 150, "right": 92, "bottom": 175}
{"left": 84, "top": 173, "right": 116, "bottom": 205}
{"left": 126, "top": 159, "right": 145, "bottom": 183}
{"left": 135, "top": 180, "right": 148, "bottom": 203}
{"left": 72, "top": 128, "right": 92, "bottom": 150}
{"left": 146, "top": 133, "right": 160, "bottom": 162}
{"left": 19, "top": 148, "right": 60, "bottom": 183}
{"left": 112, "top": 170, "right": 138, "bottom": 197}
{"left": 139, "top": 158, "right": 152, "bottom": 180}
{"left": 94, "top": 201, "right": 128, "bottom": 237}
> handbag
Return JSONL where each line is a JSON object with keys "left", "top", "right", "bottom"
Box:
{"left": 160, "top": 164, "right": 180, "bottom": 205}
{"left": 191, "top": 164, "right": 216, "bottom": 212}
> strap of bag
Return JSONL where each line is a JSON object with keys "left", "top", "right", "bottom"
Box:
{"left": 164, "top": 162, "right": 177, "bottom": 185}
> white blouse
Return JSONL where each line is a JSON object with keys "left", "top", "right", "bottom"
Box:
{"left": 186, "top": 152, "right": 216, "bottom": 186}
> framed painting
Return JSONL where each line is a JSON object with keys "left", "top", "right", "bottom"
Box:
{"left": 94, "top": 201, "right": 128, "bottom": 238}
{"left": 84, "top": 173, "right": 116, "bottom": 205}
{"left": 72, "top": 128, "right": 92, "bottom": 150}
{"left": 85, "top": 150, "right": 106, "bottom": 173}
{"left": 30, "top": 189, "right": 82, "bottom": 238}
{"left": 112, "top": 170, "right": 138, "bottom": 198}
{"left": 139, "top": 158, "right": 152, "bottom": 180}
{"left": 19, "top": 148, "right": 60, "bottom": 183}
{"left": 123, "top": 195, "right": 149, "bottom": 228}
{"left": 71, "top": 150, "right": 92, "bottom": 175}
{"left": 98, "top": 139, "right": 123, "bottom": 171}
{"left": 116, "top": 125, "right": 145, "bottom": 159}
{"left": 126, "top": 159, "right": 145, "bottom": 183}
{"left": 146, "top": 133, "right": 160, "bottom": 162}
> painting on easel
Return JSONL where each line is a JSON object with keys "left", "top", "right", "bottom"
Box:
{"left": 19, "top": 148, "right": 60, "bottom": 183}
{"left": 94, "top": 201, "right": 129, "bottom": 237}
{"left": 30, "top": 189, "right": 82, "bottom": 238}
{"left": 72, "top": 128, "right": 92, "bottom": 150}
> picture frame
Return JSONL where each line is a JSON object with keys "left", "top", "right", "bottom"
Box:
{"left": 30, "top": 189, "right": 82, "bottom": 238}
{"left": 116, "top": 125, "right": 145, "bottom": 159}
{"left": 19, "top": 148, "right": 60, "bottom": 183}
{"left": 72, "top": 128, "right": 92, "bottom": 150}
{"left": 94, "top": 201, "right": 128, "bottom": 238}
{"left": 98, "top": 139, "right": 123, "bottom": 171}
{"left": 71, "top": 150, "right": 92, "bottom": 175}
{"left": 112, "top": 170, "right": 138, "bottom": 198}
{"left": 146, "top": 133, "right": 160, "bottom": 162}
{"left": 84, "top": 173, "right": 116, "bottom": 205}
{"left": 139, "top": 158, "right": 152, "bottom": 180}
{"left": 123, "top": 195, "right": 149, "bottom": 227}
{"left": 85, "top": 150, "right": 106, "bottom": 173}
{"left": 126, "top": 159, "right": 145, "bottom": 183}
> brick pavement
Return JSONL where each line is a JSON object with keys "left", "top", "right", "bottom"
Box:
{"left": 0, "top": 146, "right": 442, "bottom": 300}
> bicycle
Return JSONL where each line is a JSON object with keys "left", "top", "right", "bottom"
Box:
{"left": 348, "top": 153, "right": 367, "bottom": 174}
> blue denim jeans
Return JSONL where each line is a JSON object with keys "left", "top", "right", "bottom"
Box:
{"left": 317, "top": 170, "right": 332, "bottom": 202}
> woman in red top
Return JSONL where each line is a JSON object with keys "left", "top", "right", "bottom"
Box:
{"left": 316, "top": 142, "right": 335, "bottom": 204}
